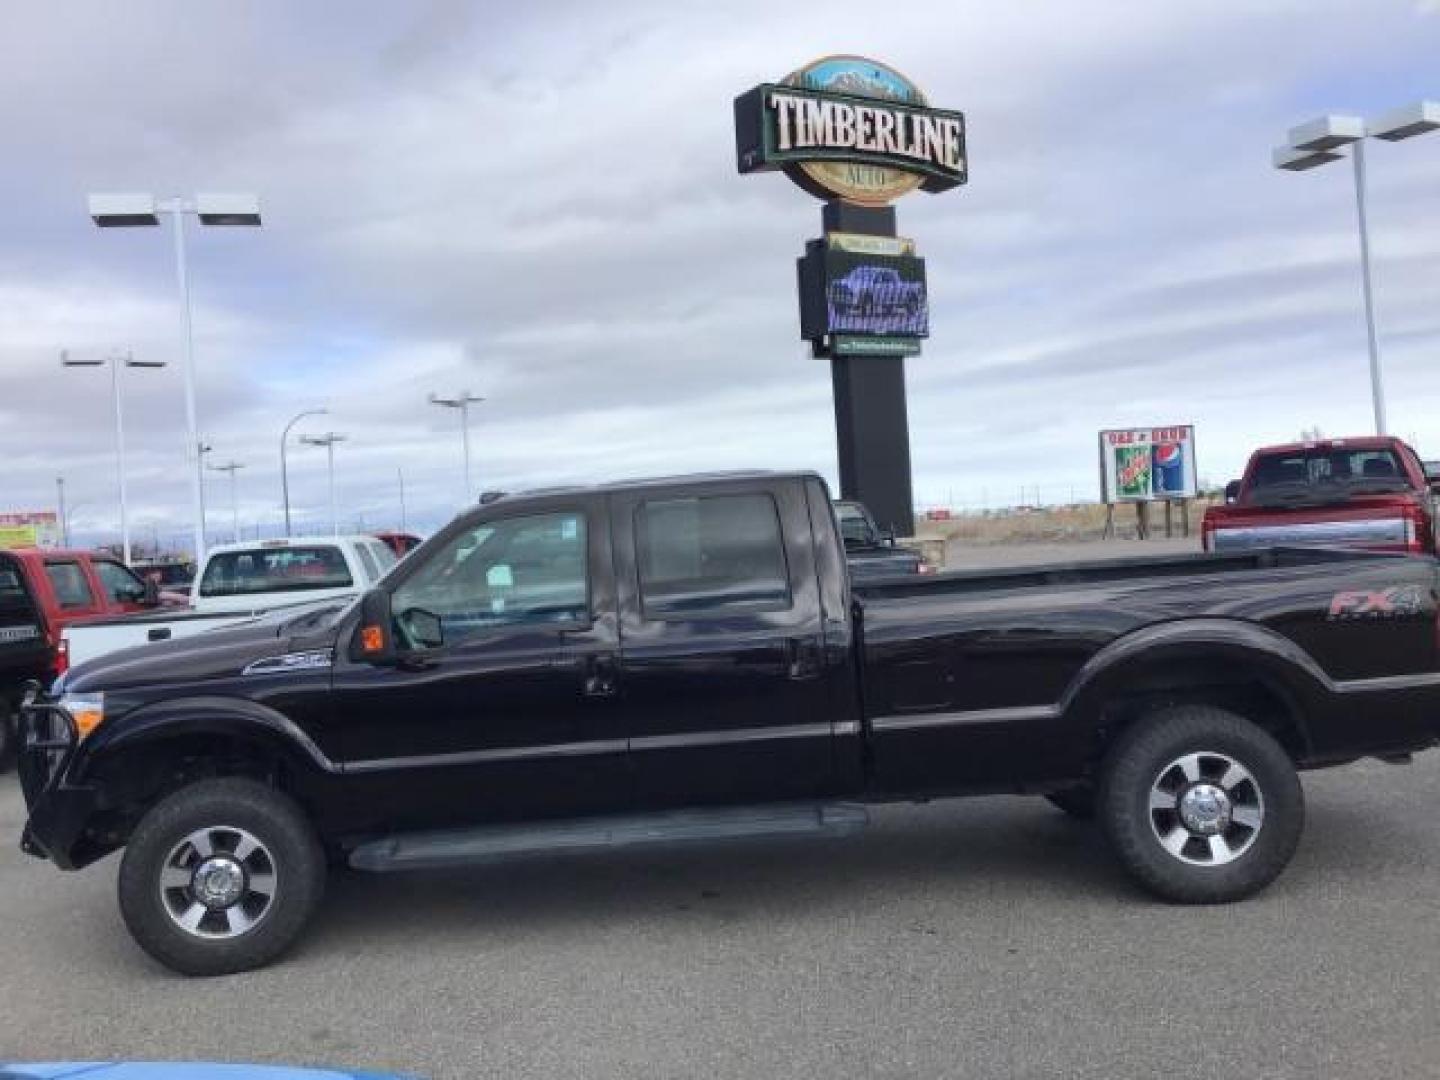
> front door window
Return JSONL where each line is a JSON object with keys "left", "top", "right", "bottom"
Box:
{"left": 390, "top": 512, "right": 589, "bottom": 646}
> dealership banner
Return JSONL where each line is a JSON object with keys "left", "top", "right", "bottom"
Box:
{"left": 1098, "top": 427, "right": 1198, "bottom": 503}
{"left": 0, "top": 511, "right": 61, "bottom": 549}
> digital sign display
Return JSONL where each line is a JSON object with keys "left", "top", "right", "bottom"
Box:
{"left": 799, "top": 239, "right": 928, "bottom": 346}
{"left": 825, "top": 251, "right": 928, "bottom": 337}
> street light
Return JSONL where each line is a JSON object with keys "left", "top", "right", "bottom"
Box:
{"left": 1273, "top": 103, "right": 1439, "bottom": 435}
{"left": 280, "top": 408, "right": 328, "bottom": 537}
{"left": 60, "top": 349, "right": 167, "bottom": 565}
{"left": 429, "top": 390, "right": 484, "bottom": 503}
{"left": 197, "top": 442, "right": 214, "bottom": 548}
{"left": 299, "top": 432, "right": 347, "bottom": 537}
{"left": 87, "top": 191, "right": 262, "bottom": 561}
{"left": 207, "top": 460, "right": 246, "bottom": 544}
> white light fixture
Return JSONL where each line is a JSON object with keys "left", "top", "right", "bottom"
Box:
{"left": 1287, "top": 114, "right": 1365, "bottom": 152}
{"left": 1369, "top": 101, "right": 1440, "bottom": 142}
{"left": 1272, "top": 145, "right": 1344, "bottom": 172}
{"left": 88, "top": 193, "right": 159, "bottom": 228}
{"left": 195, "top": 193, "right": 262, "bottom": 227}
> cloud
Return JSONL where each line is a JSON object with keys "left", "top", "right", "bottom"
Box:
{"left": 1, "top": 0, "right": 1438, "bottom": 548}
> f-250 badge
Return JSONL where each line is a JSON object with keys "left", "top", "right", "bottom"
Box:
{"left": 1328, "top": 584, "right": 1429, "bottom": 620}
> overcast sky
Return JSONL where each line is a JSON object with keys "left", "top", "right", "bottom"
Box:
{"left": 2, "top": 0, "right": 1438, "bottom": 548}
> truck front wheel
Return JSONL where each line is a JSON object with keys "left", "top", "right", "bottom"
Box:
{"left": 1098, "top": 705, "right": 1303, "bottom": 903}
{"left": 117, "top": 777, "right": 325, "bottom": 976}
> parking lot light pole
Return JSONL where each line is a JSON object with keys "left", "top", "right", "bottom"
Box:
{"left": 55, "top": 477, "right": 68, "bottom": 547}
{"left": 207, "top": 460, "right": 246, "bottom": 543}
{"left": 61, "top": 349, "right": 167, "bottom": 565}
{"left": 300, "top": 432, "right": 347, "bottom": 537}
{"left": 398, "top": 468, "right": 407, "bottom": 533}
{"left": 87, "top": 192, "right": 262, "bottom": 561}
{"left": 197, "top": 442, "right": 214, "bottom": 549}
{"left": 281, "top": 408, "right": 327, "bottom": 537}
{"left": 429, "top": 391, "right": 484, "bottom": 503}
{"left": 1274, "top": 104, "right": 1439, "bottom": 436}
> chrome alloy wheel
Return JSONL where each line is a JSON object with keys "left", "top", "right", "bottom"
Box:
{"left": 1148, "top": 751, "right": 1264, "bottom": 867}
{"left": 158, "top": 826, "right": 278, "bottom": 939}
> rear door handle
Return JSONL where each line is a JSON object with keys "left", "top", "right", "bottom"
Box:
{"left": 584, "top": 653, "right": 619, "bottom": 698}
{"left": 786, "top": 637, "right": 820, "bottom": 680}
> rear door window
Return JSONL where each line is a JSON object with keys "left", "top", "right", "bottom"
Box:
{"left": 635, "top": 493, "right": 791, "bottom": 618}
{"left": 93, "top": 560, "right": 146, "bottom": 604}
{"left": 44, "top": 560, "right": 97, "bottom": 609}
{"left": 199, "top": 546, "right": 354, "bottom": 598}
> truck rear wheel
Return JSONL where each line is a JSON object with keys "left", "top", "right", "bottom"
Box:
{"left": 1098, "top": 705, "right": 1303, "bottom": 903}
{"left": 118, "top": 778, "right": 325, "bottom": 976}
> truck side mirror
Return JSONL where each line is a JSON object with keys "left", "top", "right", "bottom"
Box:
{"left": 352, "top": 588, "right": 397, "bottom": 665}
{"left": 1224, "top": 480, "right": 1241, "bottom": 503}
{"left": 878, "top": 527, "right": 896, "bottom": 546}
{"left": 142, "top": 577, "right": 161, "bottom": 606}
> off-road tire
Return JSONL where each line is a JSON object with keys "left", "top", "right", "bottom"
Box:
{"left": 1098, "top": 705, "right": 1304, "bottom": 904}
{"left": 118, "top": 778, "right": 325, "bottom": 976}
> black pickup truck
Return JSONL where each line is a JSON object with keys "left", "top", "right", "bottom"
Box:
{"left": 17, "top": 470, "right": 1440, "bottom": 975}
{"left": 834, "top": 499, "right": 930, "bottom": 580}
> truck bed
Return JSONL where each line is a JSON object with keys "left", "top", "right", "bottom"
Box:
{"left": 853, "top": 545, "right": 1397, "bottom": 599}
{"left": 854, "top": 545, "right": 1440, "bottom": 794}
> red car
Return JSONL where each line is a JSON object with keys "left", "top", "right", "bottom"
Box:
{"left": 1202, "top": 436, "right": 1436, "bottom": 554}
{"left": 372, "top": 531, "right": 423, "bottom": 559}
{"left": 0, "top": 548, "right": 166, "bottom": 767}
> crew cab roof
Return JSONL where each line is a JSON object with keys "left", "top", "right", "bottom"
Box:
{"left": 487, "top": 470, "right": 821, "bottom": 507}
{"left": 0, "top": 548, "right": 115, "bottom": 564}
{"left": 203, "top": 535, "right": 382, "bottom": 555}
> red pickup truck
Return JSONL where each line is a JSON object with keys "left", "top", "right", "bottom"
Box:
{"left": 1202, "top": 437, "right": 1436, "bottom": 555}
{"left": 0, "top": 548, "right": 162, "bottom": 768}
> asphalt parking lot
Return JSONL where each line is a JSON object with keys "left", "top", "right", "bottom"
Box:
{"left": 3, "top": 751, "right": 1439, "bottom": 1079}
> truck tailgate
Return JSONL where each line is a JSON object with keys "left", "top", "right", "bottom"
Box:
{"left": 0, "top": 554, "right": 50, "bottom": 682}
{"left": 64, "top": 610, "right": 259, "bottom": 668}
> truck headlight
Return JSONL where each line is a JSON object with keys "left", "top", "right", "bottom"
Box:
{"left": 59, "top": 692, "right": 105, "bottom": 741}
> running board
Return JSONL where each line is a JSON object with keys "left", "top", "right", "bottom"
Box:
{"left": 348, "top": 803, "right": 870, "bottom": 872}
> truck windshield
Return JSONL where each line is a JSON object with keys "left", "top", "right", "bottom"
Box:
{"left": 1246, "top": 448, "right": 1409, "bottom": 504}
{"left": 199, "top": 546, "right": 353, "bottom": 597}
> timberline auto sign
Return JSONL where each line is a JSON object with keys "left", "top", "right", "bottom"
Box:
{"left": 735, "top": 55, "right": 966, "bottom": 205}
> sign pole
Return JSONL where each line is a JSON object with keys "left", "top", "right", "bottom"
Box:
{"left": 822, "top": 201, "right": 914, "bottom": 537}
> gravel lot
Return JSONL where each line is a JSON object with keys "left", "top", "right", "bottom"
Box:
{"left": 4, "top": 538, "right": 1436, "bottom": 1079}
{"left": 3, "top": 752, "right": 1439, "bottom": 1079}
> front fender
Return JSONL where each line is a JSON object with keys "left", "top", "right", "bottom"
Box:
{"left": 1058, "top": 618, "right": 1326, "bottom": 757}
{"left": 72, "top": 694, "right": 340, "bottom": 783}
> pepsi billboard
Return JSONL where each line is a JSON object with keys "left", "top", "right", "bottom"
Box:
{"left": 1099, "top": 426, "right": 1198, "bottom": 502}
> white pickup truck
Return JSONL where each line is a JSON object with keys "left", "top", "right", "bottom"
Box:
{"left": 63, "top": 535, "right": 398, "bottom": 669}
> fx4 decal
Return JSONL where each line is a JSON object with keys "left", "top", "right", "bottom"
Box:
{"left": 1327, "top": 584, "right": 1429, "bottom": 620}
